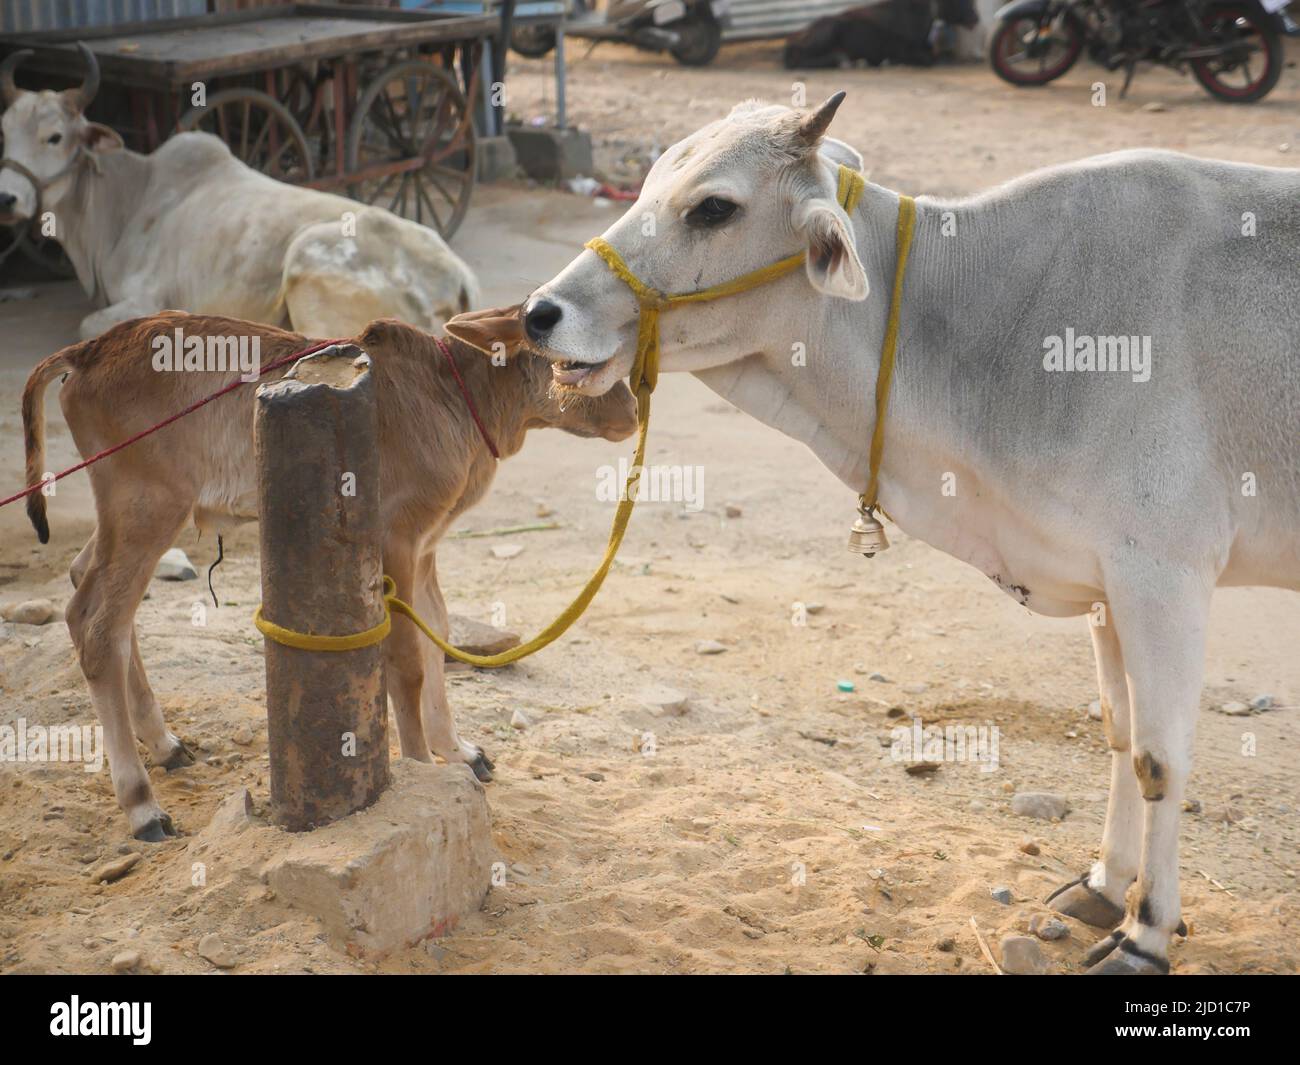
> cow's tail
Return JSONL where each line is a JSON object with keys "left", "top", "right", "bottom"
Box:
{"left": 21, "top": 349, "right": 73, "bottom": 544}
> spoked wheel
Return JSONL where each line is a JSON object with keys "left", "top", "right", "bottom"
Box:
{"left": 345, "top": 58, "right": 476, "bottom": 238}
{"left": 990, "top": 13, "right": 1084, "bottom": 85}
{"left": 177, "top": 88, "right": 314, "bottom": 182}
{"left": 670, "top": 16, "right": 723, "bottom": 66}
{"left": 19, "top": 229, "right": 75, "bottom": 278}
{"left": 1191, "top": 3, "right": 1283, "bottom": 102}
{"left": 0, "top": 227, "right": 23, "bottom": 275}
{"left": 0, "top": 225, "right": 74, "bottom": 280}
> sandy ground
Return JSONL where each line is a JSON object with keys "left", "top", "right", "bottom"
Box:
{"left": 1, "top": 44, "right": 1297, "bottom": 975}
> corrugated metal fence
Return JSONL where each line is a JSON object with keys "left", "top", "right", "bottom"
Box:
{"left": 0, "top": 0, "right": 206, "bottom": 33}
{"left": 722, "top": 0, "right": 864, "bottom": 41}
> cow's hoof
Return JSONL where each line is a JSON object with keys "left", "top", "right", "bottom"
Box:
{"left": 468, "top": 751, "right": 494, "bottom": 783}
{"left": 1083, "top": 930, "right": 1123, "bottom": 967}
{"left": 133, "top": 812, "right": 177, "bottom": 843}
{"left": 161, "top": 740, "right": 195, "bottom": 771}
{"left": 1086, "top": 943, "right": 1168, "bottom": 975}
{"left": 1045, "top": 874, "right": 1125, "bottom": 929}
{"left": 1084, "top": 932, "right": 1168, "bottom": 974}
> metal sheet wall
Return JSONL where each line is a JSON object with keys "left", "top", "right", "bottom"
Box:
{"left": 0, "top": 0, "right": 207, "bottom": 33}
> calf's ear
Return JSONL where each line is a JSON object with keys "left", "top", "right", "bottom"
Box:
{"left": 82, "top": 122, "right": 123, "bottom": 154}
{"left": 796, "top": 199, "right": 868, "bottom": 302}
{"left": 445, "top": 304, "right": 526, "bottom": 359}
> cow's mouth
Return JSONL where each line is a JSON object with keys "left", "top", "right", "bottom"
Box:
{"left": 551, "top": 358, "right": 611, "bottom": 388}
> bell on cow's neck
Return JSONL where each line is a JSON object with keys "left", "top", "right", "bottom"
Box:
{"left": 847, "top": 502, "right": 889, "bottom": 558}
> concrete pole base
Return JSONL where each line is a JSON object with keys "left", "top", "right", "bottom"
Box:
{"left": 262, "top": 760, "right": 494, "bottom": 959}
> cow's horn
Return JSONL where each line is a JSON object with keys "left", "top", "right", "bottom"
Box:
{"left": 797, "top": 91, "right": 847, "bottom": 146}
{"left": 71, "top": 42, "right": 100, "bottom": 109}
{"left": 1, "top": 48, "right": 34, "bottom": 106}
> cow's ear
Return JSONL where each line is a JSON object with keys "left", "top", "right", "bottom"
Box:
{"left": 445, "top": 304, "right": 526, "bottom": 359}
{"left": 81, "top": 122, "right": 123, "bottom": 154}
{"left": 796, "top": 199, "right": 868, "bottom": 301}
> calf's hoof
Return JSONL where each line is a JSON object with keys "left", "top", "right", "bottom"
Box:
{"left": 133, "top": 811, "right": 177, "bottom": 843}
{"left": 1083, "top": 931, "right": 1169, "bottom": 974}
{"left": 469, "top": 750, "right": 495, "bottom": 783}
{"left": 1045, "top": 873, "right": 1126, "bottom": 929}
{"left": 160, "top": 740, "right": 196, "bottom": 771}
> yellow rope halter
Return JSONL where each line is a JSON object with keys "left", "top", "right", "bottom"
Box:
{"left": 255, "top": 164, "right": 913, "bottom": 668}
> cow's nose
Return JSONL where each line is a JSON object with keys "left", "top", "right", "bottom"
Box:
{"left": 525, "top": 299, "right": 563, "bottom": 342}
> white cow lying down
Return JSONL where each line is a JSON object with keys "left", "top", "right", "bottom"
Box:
{"left": 0, "top": 45, "right": 479, "bottom": 339}
{"left": 476, "top": 94, "right": 1300, "bottom": 974}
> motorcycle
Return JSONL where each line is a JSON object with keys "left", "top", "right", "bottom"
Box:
{"left": 989, "top": 0, "right": 1289, "bottom": 102}
{"left": 512, "top": 1, "right": 730, "bottom": 67}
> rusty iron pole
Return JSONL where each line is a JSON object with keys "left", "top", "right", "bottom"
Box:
{"left": 255, "top": 344, "right": 390, "bottom": 831}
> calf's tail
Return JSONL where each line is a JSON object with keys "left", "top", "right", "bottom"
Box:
{"left": 21, "top": 349, "right": 73, "bottom": 544}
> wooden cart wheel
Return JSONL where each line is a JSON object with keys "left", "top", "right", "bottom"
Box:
{"left": 345, "top": 59, "right": 476, "bottom": 238}
{"left": 177, "top": 88, "right": 314, "bottom": 183}
{"left": 19, "top": 229, "right": 76, "bottom": 279}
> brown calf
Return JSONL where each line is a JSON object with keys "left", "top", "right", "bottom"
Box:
{"left": 21, "top": 310, "right": 637, "bottom": 840}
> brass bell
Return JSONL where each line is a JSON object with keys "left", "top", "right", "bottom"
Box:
{"left": 847, "top": 504, "right": 889, "bottom": 558}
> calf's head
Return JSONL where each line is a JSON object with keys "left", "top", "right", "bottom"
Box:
{"left": 512, "top": 93, "right": 869, "bottom": 397}
{"left": 446, "top": 305, "right": 638, "bottom": 442}
{"left": 0, "top": 43, "right": 117, "bottom": 224}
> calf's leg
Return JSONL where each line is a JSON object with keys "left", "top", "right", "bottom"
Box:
{"left": 127, "top": 628, "right": 194, "bottom": 769}
{"left": 1047, "top": 615, "right": 1140, "bottom": 926}
{"left": 416, "top": 549, "right": 494, "bottom": 782}
{"left": 66, "top": 489, "right": 190, "bottom": 840}
{"left": 73, "top": 529, "right": 194, "bottom": 769}
{"left": 382, "top": 540, "right": 433, "bottom": 761}
{"left": 1082, "top": 572, "right": 1209, "bottom": 974}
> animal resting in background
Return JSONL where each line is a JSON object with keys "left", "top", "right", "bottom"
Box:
{"left": 0, "top": 45, "right": 480, "bottom": 340}
{"left": 504, "top": 94, "right": 1300, "bottom": 974}
{"left": 20, "top": 310, "right": 637, "bottom": 840}
{"left": 783, "top": 0, "right": 979, "bottom": 68}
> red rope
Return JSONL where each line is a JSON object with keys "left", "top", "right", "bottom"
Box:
{"left": 0, "top": 337, "right": 345, "bottom": 511}
{"left": 435, "top": 335, "right": 499, "bottom": 460}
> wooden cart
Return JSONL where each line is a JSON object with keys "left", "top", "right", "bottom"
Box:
{"left": 0, "top": 3, "right": 503, "bottom": 239}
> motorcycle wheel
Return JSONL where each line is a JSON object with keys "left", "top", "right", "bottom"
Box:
{"left": 990, "top": 13, "right": 1084, "bottom": 86}
{"left": 511, "top": 24, "right": 558, "bottom": 59}
{"left": 1191, "top": 3, "right": 1283, "bottom": 103}
{"left": 670, "top": 17, "right": 722, "bottom": 66}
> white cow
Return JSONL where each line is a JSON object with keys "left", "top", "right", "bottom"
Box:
{"left": 0, "top": 45, "right": 479, "bottom": 339}
{"left": 505, "top": 94, "right": 1300, "bottom": 973}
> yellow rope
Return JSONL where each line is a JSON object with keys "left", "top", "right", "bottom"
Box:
{"left": 863, "top": 193, "right": 916, "bottom": 515}
{"left": 255, "top": 164, "right": 888, "bottom": 668}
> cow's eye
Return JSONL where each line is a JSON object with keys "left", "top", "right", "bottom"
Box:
{"left": 686, "top": 196, "right": 738, "bottom": 228}
{"left": 46, "top": 133, "right": 62, "bottom": 145}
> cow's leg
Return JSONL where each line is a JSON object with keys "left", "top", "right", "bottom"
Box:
{"left": 1047, "top": 615, "right": 1139, "bottom": 927}
{"left": 1082, "top": 573, "right": 1209, "bottom": 975}
{"left": 78, "top": 299, "right": 161, "bottom": 341}
{"left": 415, "top": 549, "right": 493, "bottom": 782}
{"left": 67, "top": 491, "right": 190, "bottom": 840}
{"left": 382, "top": 538, "right": 433, "bottom": 761}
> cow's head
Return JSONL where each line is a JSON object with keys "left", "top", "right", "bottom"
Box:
{"left": 0, "top": 43, "right": 117, "bottom": 225}
{"left": 446, "top": 304, "right": 639, "bottom": 441}
{"left": 939, "top": 0, "right": 980, "bottom": 30}
{"left": 513, "top": 93, "right": 868, "bottom": 397}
